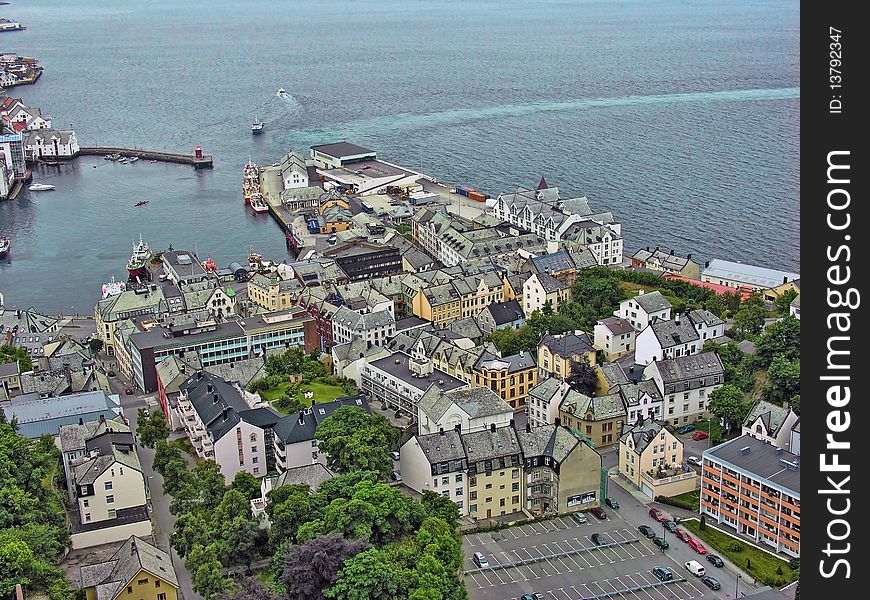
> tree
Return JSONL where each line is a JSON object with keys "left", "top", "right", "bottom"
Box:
{"left": 315, "top": 406, "right": 400, "bottom": 479}
{"left": 217, "top": 578, "right": 277, "bottom": 600}
{"left": 707, "top": 385, "right": 752, "bottom": 432}
{"left": 567, "top": 356, "right": 598, "bottom": 396}
{"left": 753, "top": 315, "right": 800, "bottom": 368}
{"left": 420, "top": 490, "right": 460, "bottom": 530}
{"left": 731, "top": 294, "right": 766, "bottom": 338}
{"left": 137, "top": 408, "right": 170, "bottom": 448}
{"left": 229, "top": 471, "right": 262, "bottom": 502}
{"left": 188, "top": 544, "right": 232, "bottom": 599}
{"left": 704, "top": 340, "right": 753, "bottom": 391}
{"left": 324, "top": 548, "right": 401, "bottom": 600}
{"left": 320, "top": 481, "right": 425, "bottom": 546}
{"left": 222, "top": 516, "right": 260, "bottom": 569}
{"left": 280, "top": 535, "right": 370, "bottom": 600}
{"left": 774, "top": 289, "right": 799, "bottom": 314}
{"left": 763, "top": 355, "right": 800, "bottom": 406}
{"left": 88, "top": 338, "right": 104, "bottom": 356}
{"left": 191, "top": 460, "right": 227, "bottom": 511}
{"left": 268, "top": 485, "right": 320, "bottom": 545}
{"left": 0, "top": 344, "right": 32, "bottom": 373}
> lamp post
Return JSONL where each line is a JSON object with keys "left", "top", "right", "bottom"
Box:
{"left": 661, "top": 519, "right": 667, "bottom": 553}
{"left": 735, "top": 573, "right": 742, "bottom": 598}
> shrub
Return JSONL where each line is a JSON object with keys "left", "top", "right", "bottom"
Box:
{"left": 789, "top": 558, "right": 800, "bottom": 571}
{"left": 746, "top": 558, "right": 752, "bottom": 570}
{"left": 700, "top": 515, "right": 706, "bottom": 530}
{"left": 728, "top": 542, "right": 744, "bottom": 552}
{"left": 776, "top": 565, "right": 784, "bottom": 576}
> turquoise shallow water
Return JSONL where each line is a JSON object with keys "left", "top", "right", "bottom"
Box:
{"left": 0, "top": 0, "right": 799, "bottom": 313}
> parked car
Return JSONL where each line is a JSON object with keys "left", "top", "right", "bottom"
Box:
{"left": 706, "top": 555, "right": 724, "bottom": 567}
{"left": 472, "top": 552, "right": 489, "bottom": 568}
{"left": 684, "top": 560, "right": 706, "bottom": 577}
{"left": 605, "top": 497, "right": 619, "bottom": 509}
{"left": 686, "top": 456, "right": 703, "bottom": 466}
{"left": 107, "top": 370, "right": 116, "bottom": 377}
{"left": 520, "top": 594, "right": 545, "bottom": 600}
{"left": 651, "top": 566, "right": 674, "bottom": 582}
{"left": 572, "top": 512, "right": 588, "bottom": 525}
{"left": 701, "top": 576, "right": 721, "bottom": 590}
{"left": 688, "top": 538, "right": 708, "bottom": 554}
{"left": 649, "top": 508, "right": 663, "bottom": 520}
{"left": 638, "top": 525, "right": 656, "bottom": 538}
{"left": 678, "top": 424, "right": 696, "bottom": 434}
{"left": 591, "top": 533, "right": 605, "bottom": 546}
{"left": 390, "top": 451, "right": 400, "bottom": 461}
{"left": 692, "top": 431, "right": 709, "bottom": 441}
{"left": 675, "top": 530, "right": 692, "bottom": 543}
{"left": 590, "top": 507, "right": 607, "bottom": 520}
{"left": 652, "top": 537, "right": 669, "bottom": 549}
{"left": 391, "top": 471, "right": 402, "bottom": 482}
{"left": 664, "top": 521, "right": 678, "bottom": 533}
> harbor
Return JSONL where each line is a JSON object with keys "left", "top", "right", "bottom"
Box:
{"left": 78, "top": 146, "right": 214, "bottom": 169}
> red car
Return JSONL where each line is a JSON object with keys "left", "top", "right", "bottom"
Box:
{"left": 649, "top": 508, "right": 667, "bottom": 523}
{"left": 688, "top": 538, "right": 708, "bottom": 554}
{"left": 692, "top": 431, "right": 709, "bottom": 441}
{"left": 675, "top": 530, "right": 692, "bottom": 543}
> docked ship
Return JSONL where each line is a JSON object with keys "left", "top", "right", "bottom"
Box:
{"left": 126, "top": 235, "right": 153, "bottom": 282}
{"left": 0, "top": 236, "right": 9, "bottom": 258}
{"left": 249, "top": 192, "right": 269, "bottom": 214}
{"left": 101, "top": 276, "right": 127, "bottom": 299}
{"left": 242, "top": 160, "right": 260, "bottom": 204}
{"left": 202, "top": 254, "right": 217, "bottom": 273}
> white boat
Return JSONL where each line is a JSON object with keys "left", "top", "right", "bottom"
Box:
{"left": 252, "top": 117, "right": 264, "bottom": 134}
{"left": 101, "top": 276, "right": 127, "bottom": 299}
{"left": 119, "top": 157, "right": 128, "bottom": 163}
{"left": 129, "top": 156, "right": 139, "bottom": 162}
{"left": 249, "top": 193, "right": 269, "bottom": 214}
{"left": 29, "top": 183, "right": 56, "bottom": 191}
{"left": 277, "top": 88, "right": 287, "bottom": 97}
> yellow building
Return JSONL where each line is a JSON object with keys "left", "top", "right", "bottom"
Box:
{"left": 246, "top": 273, "right": 301, "bottom": 311}
{"left": 454, "top": 272, "right": 504, "bottom": 319}
{"left": 473, "top": 352, "right": 538, "bottom": 410}
{"left": 80, "top": 536, "right": 179, "bottom": 600}
{"left": 465, "top": 426, "right": 524, "bottom": 519}
{"left": 537, "top": 332, "right": 597, "bottom": 379}
{"left": 763, "top": 279, "right": 800, "bottom": 304}
{"left": 412, "top": 283, "right": 461, "bottom": 326}
{"left": 558, "top": 389, "right": 626, "bottom": 448}
{"left": 95, "top": 289, "right": 167, "bottom": 356}
{"left": 619, "top": 419, "right": 696, "bottom": 499}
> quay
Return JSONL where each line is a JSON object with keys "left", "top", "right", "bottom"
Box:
{"left": 77, "top": 147, "right": 214, "bottom": 169}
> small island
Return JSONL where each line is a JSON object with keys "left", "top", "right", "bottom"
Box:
{"left": 0, "top": 52, "right": 41, "bottom": 87}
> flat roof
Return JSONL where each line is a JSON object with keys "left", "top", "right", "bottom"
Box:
{"left": 704, "top": 434, "right": 800, "bottom": 495}
{"left": 369, "top": 352, "right": 466, "bottom": 393}
{"left": 311, "top": 142, "right": 376, "bottom": 158}
{"left": 702, "top": 259, "right": 799, "bottom": 288}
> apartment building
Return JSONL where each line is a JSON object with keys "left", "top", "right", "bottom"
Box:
{"left": 417, "top": 386, "right": 513, "bottom": 436}
{"left": 701, "top": 435, "right": 800, "bottom": 557}
{"left": 593, "top": 316, "right": 636, "bottom": 361}
{"left": 80, "top": 536, "right": 179, "bottom": 600}
{"left": 472, "top": 351, "right": 538, "bottom": 410}
{"left": 537, "top": 332, "right": 596, "bottom": 380}
{"left": 558, "top": 389, "right": 626, "bottom": 448}
{"left": 618, "top": 418, "right": 694, "bottom": 499}
{"left": 644, "top": 352, "right": 725, "bottom": 427}
{"left": 614, "top": 290, "right": 672, "bottom": 332}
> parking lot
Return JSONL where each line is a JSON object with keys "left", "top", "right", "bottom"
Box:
{"left": 463, "top": 514, "right": 712, "bottom": 600}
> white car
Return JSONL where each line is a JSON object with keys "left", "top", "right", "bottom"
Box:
{"left": 686, "top": 456, "right": 703, "bottom": 466}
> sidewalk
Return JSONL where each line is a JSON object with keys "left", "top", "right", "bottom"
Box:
{"left": 606, "top": 466, "right": 653, "bottom": 505}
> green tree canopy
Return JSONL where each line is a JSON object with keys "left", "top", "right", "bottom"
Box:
{"left": 0, "top": 344, "right": 32, "bottom": 373}
{"left": 707, "top": 384, "right": 752, "bottom": 432}
{"left": 315, "top": 407, "right": 400, "bottom": 479}
{"left": 731, "top": 293, "right": 766, "bottom": 338}
{"left": 763, "top": 355, "right": 800, "bottom": 407}
{"left": 136, "top": 408, "right": 170, "bottom": 448}
{"left": 753, "top": 315, "right": 800, "bottom": 368}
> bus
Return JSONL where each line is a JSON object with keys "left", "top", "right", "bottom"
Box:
{"left": 361, "top": 201, "right": 374, "bottom": 213}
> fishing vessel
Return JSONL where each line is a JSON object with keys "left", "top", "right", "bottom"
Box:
{"left": 249, "top": 192, "right": 269, "bottom": 214}
{"left": 28, "top": 183, "right": 55, "bottom": 191}
{"left": 0, "top": 237, "right": 9, "bottom": 258}
{"left": 101, "top": 276, "right": 127, "bottom": 299}
{"left": 126, "top": 235, "right": 153, "bottom": 282}
{"left": 251, "top": 117, "right": 264, "bottom": 134}
{"left": 276, "top": 88, "right": 287, "bottom": 97}
{"left": 135, "top": 200, "right": 149, "bottom": 206}
{"left": 242, "top": 160, "right": 260, "bottom": 204}
{"left": 202, "top": 254, "right": 217, "bottom": 274}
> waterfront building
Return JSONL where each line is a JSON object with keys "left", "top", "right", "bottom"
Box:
{"left": 630, "top": 247, "right": 701, "bottom": 279}
{"left": 280, "top": 151, "right": 309, "bottom": 190}
{"left": 161, "top": 250, "right": 209, "bottom": 286}
{"left": 643, "top": 351, "right": 724, "bottom": 427}
{"left": 701, "top": 259, "right": 799, "bottom": 292}
{"left": 80, "top": 536, "right": 179, "bottom": 600}
{"left": 310, "top": 142, "right": 422, "bottom": 196}
{"left": 701, "top": 435, "right": 800, "bottom": 557}
{"left": 0, "top": 131, "right": 26, "bottom": 185}
{"left": 23, "top": 128, "right": 79, "bottom": 160}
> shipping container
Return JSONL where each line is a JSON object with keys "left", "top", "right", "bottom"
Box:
{"left": 456, "top": 185, "right": 475, "bottom": 197}
{"left": 467, "top": 191, "right": 486, "bottom": 202}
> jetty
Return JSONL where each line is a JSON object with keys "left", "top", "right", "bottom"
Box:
{"left": 78, "top": 147, "right": 214, "bottom": 169}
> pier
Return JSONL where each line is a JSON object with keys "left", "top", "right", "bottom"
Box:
{"left": 77, "top": 147, "right": 214, "bottom": 169}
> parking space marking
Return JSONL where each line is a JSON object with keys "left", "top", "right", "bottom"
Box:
{"left": 682, "top": 579, "right": 704, "bottom": 597}
{"left": 626, "top": 573, "right": 660, "bottom": 600}
{"left": 551, "top": 541, "right": 585, "bottom": 571}
{"left": 671, "top": 579, "right": 698, "bottom": 599}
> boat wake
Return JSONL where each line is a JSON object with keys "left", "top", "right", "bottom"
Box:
{"left": 289, "top": 87, "right": 800, "bottom": 143}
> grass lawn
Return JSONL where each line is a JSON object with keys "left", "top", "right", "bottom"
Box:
{"left": 662, "top": 489, "right": 700, "bottom": 511}
{"left": 260, "top": 381, "right": 293, "bottom": 403}
{"left": 262, "top": 378, "right": 353, "bottom": 413}
{"left": 683, "top": 519, "right": 798, "bottom": 586}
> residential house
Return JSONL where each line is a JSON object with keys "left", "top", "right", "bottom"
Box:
{"left": 644, "top": 351, "right": 725, "bottom": 427}
{"left": 523, "top": 272, "right": 570, "bottom": 316}
{"left": 537, "top": 332, "right": 596, "bottom": 380}
{"left": 614, "top": 290, "right": 672, "bottom": 332}
{"left": 687, "top": 309, "right": 726, "bottom": 345}
{"left": 558, "top": 389, "right": 626, "bottom": 448}
{"left": 742, "top": 399, "right": 799, "bottom": 450}
{"left": 790, "top": 294, "right": 800, "bottom": 319}
{"left": 789, "top": 420, "right": 800, "bottom": 455}
{"left": 330, "top": 337, "right": 392, "bottom": 387}
{"left": 634, "top": 313, "right": 701, "bottom": 365}
{"left": 80, "top": 536, "right": 179, "bottom": 600}
{"left": 255, "top": 463, "right": 335, "bottom": 517}
{"left": 0, "top": 361, "right": 21, "bottom": 398}
{"left": 614, "top": 380, "right": 664, "bottom": 426}
{"left": 64, "top": 417, "right": 151, "bottom": 548}
{"left": 331, "top": 305, "right": 395, "bottom": 347}
{"left": 477, "top": 300, "right": 525, "bottom": 335}
{"left": 763, "top": 278, "right": 800, "bottom": 305}
{"left": 527, "top": 249, "right": 577, "bottom": 287}
{"left": 701, "top": 435, "right": 800, "bottom": 557}
{"left": 630, "top": 247, "right": 701, "bottom": 279}
{"left": 593, "top": 316, "right": 636, "bottom": 361}
{"left": 417, "top": 386, "right": 513, "bottom": 436}
{"left": 701, "top": 259, "right": 799, "bottom": 292}
{"left": 619, "top": 418, "right": 695, "bottom": 499}
{"left": 526, "top": 378, "right": 571, "bottom": 428}
{"left": 472, "top": 351, "right": 538, "bottom": 410}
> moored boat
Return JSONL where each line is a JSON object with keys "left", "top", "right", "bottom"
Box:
{"left": 101, "top": 276, "right": 127, "bottom": 299}
{"left": 0, "top": 236, "right": 9, "bottom": 258}
{"left": 126, "top": 235, "right": 153, "bottom": 282}
{"left": 250, "top": 192, "right": 269, "bottom": 213}
{"left": 29, "top": 183, "right": 56, "bottom": 191}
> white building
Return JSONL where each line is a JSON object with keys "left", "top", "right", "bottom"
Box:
{"left": 701, "top": 259, "right": 799, "bottom": 292}
{"left": 593, "top": 316, "right": 636, "bottom": 361}
{"left": 790, "top": 294, "right": 800, "bottom": 319}
{"left": 614, "top": 380, "right": 664, "bottom": 426}
{"left": 280, "top": 151, "right": 309, "bottom": 190}
{"left": 23, "top": 128, "right": 79, "bottom": 160}
{"left": 523, "top": 272, "right": 570, "bottom": 316}
{"left": 331, "top": 305, "right": 396, "bottom": 347}
{"left": 614, "top": 290, "right": 672, "bottom": 332}
{"left": 741, "top": 399, "right": 799, "bottom": 450}
{"left": 686, "top": 309, "right": 726, "bottom": 345}
{"left": 634, "top": 314, "right": 701, "bottom": 366}
{"left": 526, "top": 378, "right": 571, "bottom": 428}
{"left": 400, "top": 429, "right": 468, "bottom": 514}
{"left": 644, "top": 352, "right": 724, "bottom": 427}
{"left": 417, "top": 386, "right": 513, "bottom": 436}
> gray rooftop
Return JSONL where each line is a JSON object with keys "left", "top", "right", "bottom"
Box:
{"left": 539, "top": 332, "right": 593, "bottom": 357}
{"left": 415, "top": 429, "right": 467, "bottom": 464}
{"left": 742, "top": 399, "right": 794, "bottom": 436}
{"left": 598, "top": 316, "right": 635, "bottom": 336}
{"left": 462, "top": 426, "right": 522, "bottom": 462}
{"left": 630, "top": 291, "right": 672, "bottom": 313}
{"left": 702, "top": 259, "right": 799, "bottom": 289}
{"left": 80, "top": 536, "right": 178, "bottom": 597}
{"left": 368, "top": 352, "right": 466, "bottom": 393}
{"left": 310, "top": 142, "right": 376, "bottom": 158}
{"left": 559, "top": 389, "right": 626, "bottom": 421}
{"left": 620, "top": 419, "right": 671, "bottom": 455}
{"left": 475, "top": 351, "right": 536, "bottom": 374}
{"left": 649, "top": 317, "right": 700, "bottom": 348}
{"left": 2, "top": 390, "right": 122, "bottom": 439}
{"left": 418, "top": 386, "right": 512, "bottom": 423}
{"left": 515, "top": 424, "right": 589, "bottom": 464}
{"left": 704, "top": 434, "right": 800, "bottom": 495}
{"left": 273, "top": 463, "right": 334, "bottom": 491}
{"left": 482, "top": 300, "right": 525, "bottom": 326}
{"left": 652, "top": 351, "right": 724, "bottom": 384}
{"left": 687, "top": 309, "right": 725, "bottom": 328}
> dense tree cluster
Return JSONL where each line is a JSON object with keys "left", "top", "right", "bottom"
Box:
{"left": 0, "top": 344, "right": 32, "bottom": 373}
{"left": 0, "top": 422, "right": 72, "bottom": 599}
{"left": 314, "top": 406, "right": 400, "bottom": 480}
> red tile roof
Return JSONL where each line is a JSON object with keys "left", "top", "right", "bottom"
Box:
{"left": 661, "top": 274, "right": 753, "bottom": 299}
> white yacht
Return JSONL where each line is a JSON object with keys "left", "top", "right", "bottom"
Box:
{"left": 29, "top": 183, "right": 56, "bottom": 191}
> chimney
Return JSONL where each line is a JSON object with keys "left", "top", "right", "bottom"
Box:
{"left": 207, "top": 383, "right": 213, "bottom": 393}
{"left": 439, "top": 427, "right": 444, "bottom": 436}
{"left": 298, "top": 412, "right": 305, "bottom": 425}
{"left": 212, "top": 393, "right": 219, "bottom": 404}
{"left": 783, "top": 276, "right": 788, "bottom": 284}
{"left": 674, "top": 313, "right": 680, "bottom": 325}
{"left": 525, "top": 422, "right": 531, "bottom": 432}
{"left": 687, "top": 253, "right": 692, "bottom": 260}
{"left": 222, "top": 408, "right": 228, "bottom": 421}
{"left": 79, "top": 417, "right": 84, "bottom": 425}
{"left": 509, "top": 418, "right": 515, "bottom": 429}
{"left": 629, "top": 365, "right": 634, "bottom": 373}
{"left": 554, "top": 417, "right": 561, "bottom": 428}
{"left": 705, "top": 260, "right": 710, "bottom": 268}
{"left": 454, "top": 424, "right": 461, "bottom": 433}
{"left": 99, "top": 414, "right": 105, "bottom": 423}
{"left": 646, "top": 246, "right": 650, "bottom": 252}
{"left": 670, "top": 249, "right": 674, "bottom": 255}
{"left": 197, "top": 371, "right": 203, "bottom": 380}
{"left": 131, "top": 538, "right": 137, "bottom": 555}
{"left": 490, "top": 423, "right": 496, "bottom": 433}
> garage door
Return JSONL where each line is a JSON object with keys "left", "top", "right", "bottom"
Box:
{"left": 641, "top": 483, "right": 654, "bottom": 499}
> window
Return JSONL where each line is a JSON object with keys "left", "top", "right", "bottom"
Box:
{"left": 470, "top": 504, "right": 477, "bottom": 513}
{"left": 127, "top": 587, "right": 133, "bottom": 594}
{"left": 442, "top": 491, "right": 450, "bottom": 498}
{"left": 512, "top": 482, "right": 519, "bottom": 492}
{"left": 512, "top": 469, "right": 519, "bottom": 478}
{"left": 158, "top": 594, "right": 166, "bottom": 600}
{"left": 456, "top": 488, "right": 463, "bottom": 496}
{"left": 455, "top": 473, "right": 463, "bottom": 482}
{"left": 108, "top": 509, "right": 117, "bottom": 519}
{"left": 499, "top": 498, "right": 506, "bottom": 507}
{"left": 252, "top": 456, "right": 258, "bottom": 463}
{"left": 442, "top": 477, "right": 450, "bottom": 485}
{"left": 106, "top": 495, "right": 115, "bottom": 504}
{"left": 104, "top": 481, "right": 113, "bottom": 491}
{"left": 138, "top": 579, "right": 149, "bottom": 586}
{"left": 253, "top": 467, "right": 260, "bottom": 475}
{"left": 83, "top": 499, "right": 89, "bottom": 508}
{"left": 85, "top": 513, "right": 91, "bottom": 522}
{"left": 433, "top": 479, "right": 438, "bottom": 488}
{"left": 251, "top": 446, "right": 257, "bottom": 453}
